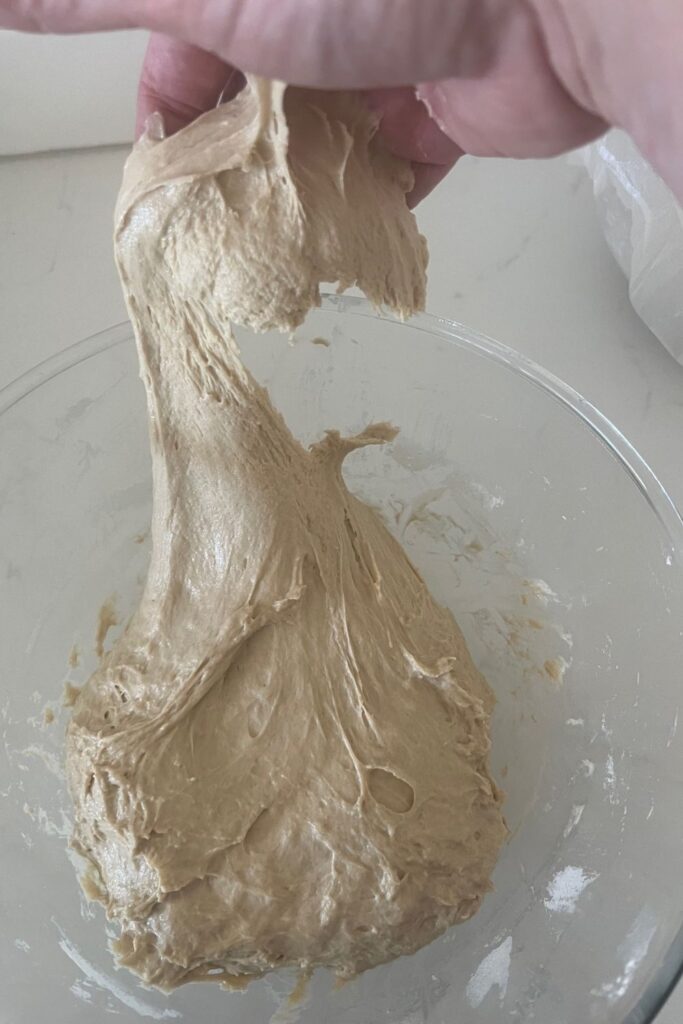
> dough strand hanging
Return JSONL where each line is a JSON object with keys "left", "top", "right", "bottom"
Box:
{"left": 65, "top": 77, "right": 506, "bottom": 991}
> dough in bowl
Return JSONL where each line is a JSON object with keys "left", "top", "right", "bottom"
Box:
{"left": 65, "top": 77, "right": 507, "bottom": 991}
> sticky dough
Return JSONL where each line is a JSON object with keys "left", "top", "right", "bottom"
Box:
{"left": 65, "top": 78, "right": 506, "bottom": 991}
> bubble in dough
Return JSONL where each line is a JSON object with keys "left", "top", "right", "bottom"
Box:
{"left": 65, "top": 77, "right": 507, "bottom": 991}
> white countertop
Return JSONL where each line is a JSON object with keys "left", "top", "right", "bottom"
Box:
{"left": 1, "top": 144, "right": 681, "bottom": 1022}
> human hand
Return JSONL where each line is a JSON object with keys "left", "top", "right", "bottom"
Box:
{"left": 3, "top": 0, "right": 682, "bottom": 205}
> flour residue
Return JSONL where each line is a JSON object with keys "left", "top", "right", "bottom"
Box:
{"left": 604, "top": 754, "right": 618, "bottom": 805}
{"left": 544, "top": 866, "right": 597, "bottom": 913}
{"left": 666, "top": 707, "right": 679, "bottom": 747}
{"left": 70, "top": 978, "right": 94, "bottom": 1004}
{"left": 19, "top": 742, "right": 62, "bottom": 778}
{"left": 562, "top": 803, "right": 585, "bottom": 838}
{"left": 466, "top": 935, "right": 513, "bottom": 1007}
{"left": 591, "top": 908, "right": 658, "bottom": 1002}
{"left": 23, "top": 802, "right": 71, "bottom": 839}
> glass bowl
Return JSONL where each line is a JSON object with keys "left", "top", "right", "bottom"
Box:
{"left": 1, "top": 295, "right": 683, "bottom": 1024}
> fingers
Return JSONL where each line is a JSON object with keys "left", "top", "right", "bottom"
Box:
{"left": 365, "top": 87, "right": 461, "bottom": 166}
{"left": 5, "top": 0, "right": 606, "bottom": 159}
{"left": 0, "top": 0, "right": 144, "bottom": 31}
{"left": 141, "top": 0, "right": 507, "bottom": 88}
{"left": 1, "top": 0, "right": 518, "bottom": 87}
{"left": 408, "top": 163, "right": 456, "bottom": 208}
{"left": 417, "top": 6, "right": 606, "bottom": 160}
{"left": 364, "top": 87, "right": 462, "bottom": 205}
{"left": 137, "top": 34, "right": 238, "bottom": 137}
{"left": 10, "top": 0, "right": 681, "bottom": 203}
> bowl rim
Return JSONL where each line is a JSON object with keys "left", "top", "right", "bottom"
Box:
{"left": 2, "top": 293, "right": 682, "bottom": 1024}
{"left": 2, "top": 294, "right": 682, "bottom": 564}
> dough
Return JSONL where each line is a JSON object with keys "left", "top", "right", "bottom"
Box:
{"left": 66, "top": 78, "right": 506, "bottom": 991}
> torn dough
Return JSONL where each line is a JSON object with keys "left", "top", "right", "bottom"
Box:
{"left": 66, "top": 78, "right": 506, "bottom": 991}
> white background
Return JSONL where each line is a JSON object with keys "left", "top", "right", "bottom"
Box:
{"left": 0, "top": 26, "right": 681, "bottom": 1024}
{"left": 0, "top": 30, "right": 145, "bottom": 154}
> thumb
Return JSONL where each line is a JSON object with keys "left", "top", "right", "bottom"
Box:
{"left": 136, "top": 34, "right": 239, "bottom": 138}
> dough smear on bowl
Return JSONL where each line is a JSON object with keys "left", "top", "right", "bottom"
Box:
{"left": 65, "top": 77, "right": 507, "bottom": 991}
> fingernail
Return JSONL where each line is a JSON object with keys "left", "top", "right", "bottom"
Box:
{"left": 144, "top": 112, "right": 166, "bottom": 142}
